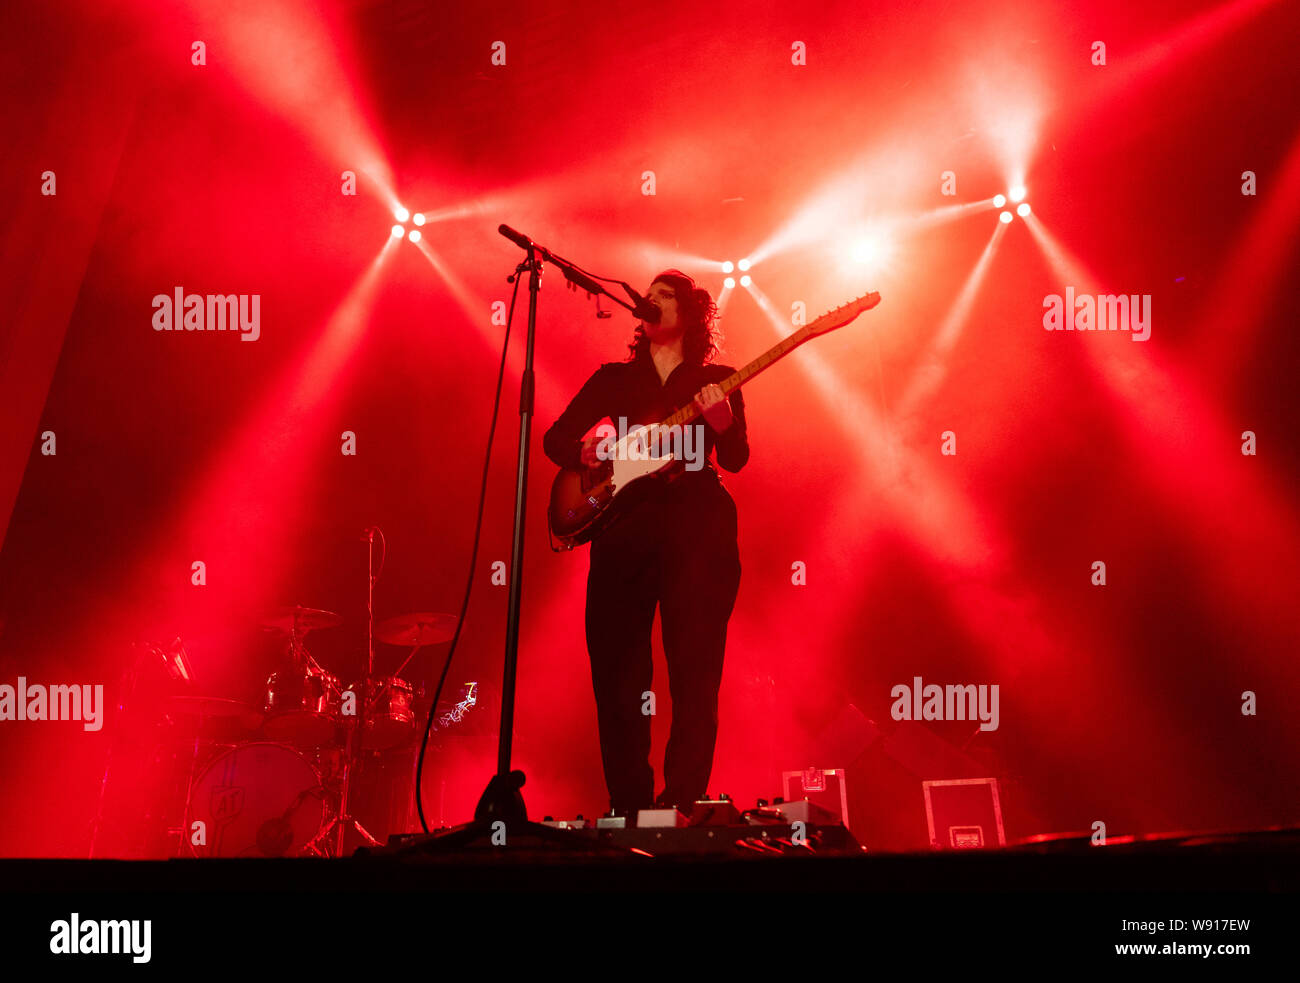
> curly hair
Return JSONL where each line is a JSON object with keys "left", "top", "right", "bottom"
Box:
{"left": 626, "top": 269, "right": 722, "bottom": 366}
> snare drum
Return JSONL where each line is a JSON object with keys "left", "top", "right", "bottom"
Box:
{"left": 187, "top": 742, "right": 326, "bottom": 857}
{"left": 263, "top": 666, "right": 341, "bottom": 747}
{"left": 350, "top": 676, "right": 415, "bottom": 751}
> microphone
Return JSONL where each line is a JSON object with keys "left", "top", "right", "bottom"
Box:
{"left": 497, "top": 224, "right": 537, "bottom": 253}
{"left": 630, "top": 291, "right": 660, "bottom": 324}
{"left": 499, "top": 224, "right": 658, "bottom": 322}
{"left": 256, "top": 817, "right": 294, "bottom": 857}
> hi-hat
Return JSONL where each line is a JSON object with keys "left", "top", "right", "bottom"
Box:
{"left": 166, "top": 695, "right": 262, "bottom": 720}
{"left": 164, "top": 695, "right": 264, "bottom": 736}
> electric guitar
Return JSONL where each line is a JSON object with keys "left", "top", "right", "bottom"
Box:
{"left": 546, "top": 290, "right": 882, "bottom": 550}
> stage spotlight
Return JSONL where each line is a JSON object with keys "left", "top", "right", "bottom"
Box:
{"left": 1016, "top": 202, "right": 1031, "bottom": 217}
{"left": 1009, "top": 186, "right": 1026, "bottom": 204}
{"left": 740, "top": 274, "right": 752, "bottom": 287}
{"left": 737, "top": 258, "right": 752, "bottom": 272}
{"left": 391, "top": 224, "right": 405, "bottom": 238}
{"left": 724, "top": 277, "right": 736, "bottom": 289}
{"left": 412, "top": 213, "right": 426, "bottom": 226}
{"left": 999, "top": 211, "right": 1013, "bottom": 224}
{"left": 721, "top": 260, "right": 734, "bottom": 274}
{"left": 993, "top": 194, "right": 1007, "bottom": 208}
{"left": 850, "top": 232, "right": 890, "bottom": 266}
{"left": 408, "top": 229, "right": 421, "bottom": 243}
{"left": 395, "top": 206, "right": 410, "bottom": 223}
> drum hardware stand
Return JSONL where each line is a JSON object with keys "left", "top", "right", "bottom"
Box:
{"left": 286, "top": 615, "right": 331, "bottom": 681}
{"left": 87, "top": 646, "right": 147, "bottom": 858}
{"left": 302, "top": 700, "right": 379, "bottom": 856}
{"left": 309, "top": 528, "right": 384, "bottom": 856}
{"left": 389, "top": 643, "right": 424, "bottom": 686}
{"left": 173, "top": 702, "right": 217, "bottom": 857}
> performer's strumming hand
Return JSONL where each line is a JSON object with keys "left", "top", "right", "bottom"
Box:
{"left": 579, "top": 435, "right": 605, "bottom": 470}
{"left": 694, "top": 384, "right": 733, "bottom": 433}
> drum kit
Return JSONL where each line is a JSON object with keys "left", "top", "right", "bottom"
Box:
{"left": 166, "top": 604, "right": 463, "bottom": 859}
{"left": 85, "top": 527, "right": 475, "bottom": 860}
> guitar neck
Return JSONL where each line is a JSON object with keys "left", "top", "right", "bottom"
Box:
{"left": 659, "top": 325, "right": 811, "bottom": 428}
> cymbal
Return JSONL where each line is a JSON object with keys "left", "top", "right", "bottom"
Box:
{"left": 260, "top": 605, "right": 343, "bottom": 634}
{"left": 165, "top": 695, "right": 262, "bottom": 720}
{"left": 164, "top": 696, "right": 265, "bottom": 736}
{"left": 375, "top": 612, "right": 458, "bottom": 646}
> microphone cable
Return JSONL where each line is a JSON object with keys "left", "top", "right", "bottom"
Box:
{"left": 414, "top": 266, "right": 524, "bottom": 834}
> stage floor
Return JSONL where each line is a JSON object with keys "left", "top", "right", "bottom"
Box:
{"left": 6, "top": 830, "right": 1294, "bottom": 969}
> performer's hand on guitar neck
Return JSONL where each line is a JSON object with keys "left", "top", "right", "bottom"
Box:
{"left": 694, "top": 384, "right": 734, "bottom": 433}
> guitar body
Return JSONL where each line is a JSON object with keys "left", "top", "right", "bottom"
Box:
{"left": 547, "top": 423, "right": 680, "bottom": 549}
{"left": 546, "top": 290, "right": 881, "bottom": 551}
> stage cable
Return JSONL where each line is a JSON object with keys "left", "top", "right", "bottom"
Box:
{"left": 414, "top": 267, "right": 523, "bottom": 834}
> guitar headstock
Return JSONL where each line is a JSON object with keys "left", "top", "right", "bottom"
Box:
{"left": 805, "top": 291, "right": 882, "bottom": 337}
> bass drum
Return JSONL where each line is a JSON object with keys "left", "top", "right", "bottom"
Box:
{"left": 188, "top": 742, "right": 326, "bottom": 857}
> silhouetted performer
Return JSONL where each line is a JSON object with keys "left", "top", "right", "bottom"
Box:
{"left": 543, "top": 270, "right": 748, "bottom": 816}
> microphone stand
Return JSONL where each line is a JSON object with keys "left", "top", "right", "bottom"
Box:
{"left": 382, "top": 227, "right": 644, "bottom": 858}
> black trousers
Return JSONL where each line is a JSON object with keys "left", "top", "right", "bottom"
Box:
{"left": 584, "top": 473, "right": 741, "bottom": 814}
